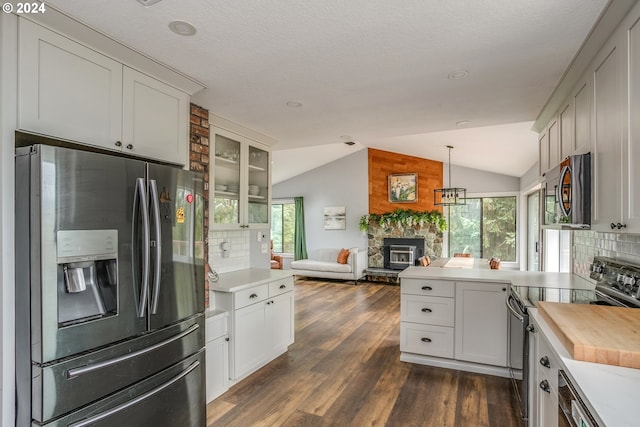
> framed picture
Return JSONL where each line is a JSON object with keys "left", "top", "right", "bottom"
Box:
{"left": 324, "top": 206, "right": 346, "bottom": 230}
{"left": 388, "top": 173, "right": 417, "bottom": 203}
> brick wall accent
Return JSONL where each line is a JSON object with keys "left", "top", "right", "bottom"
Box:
{"left": 189, "top": 103, "right": 210, "bottom": 307}
{"left": 368, "top": 148, "right": 443, "bottom": 214}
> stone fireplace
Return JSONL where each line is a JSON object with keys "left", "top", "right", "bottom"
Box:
{"left": 368, "top": 223, "right": 443, "bottom": 269}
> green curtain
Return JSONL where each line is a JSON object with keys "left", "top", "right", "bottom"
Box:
{"left": 294, "top": 196, "right": 308, "bottom": 260}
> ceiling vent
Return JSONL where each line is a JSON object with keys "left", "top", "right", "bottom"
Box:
{"left": 137, "top": 0, "right": 163, "bottom": 6}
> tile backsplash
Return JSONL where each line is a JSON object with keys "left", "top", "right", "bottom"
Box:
{"left": 573, "top": 230, "right": 640, "bottom": 280}
{"left": 208, "top": 230, "right": 250, "bottom": 273}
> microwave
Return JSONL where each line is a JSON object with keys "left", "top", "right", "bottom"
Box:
{"left": 543, "top": 153, "right": 591, "bottom": 228}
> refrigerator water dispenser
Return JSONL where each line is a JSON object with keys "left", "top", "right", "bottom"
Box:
{"left": 57, "top": 230, "right": 118, "bottom": 326}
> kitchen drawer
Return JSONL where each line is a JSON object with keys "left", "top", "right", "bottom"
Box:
{"left": 536, "top": 332, "right": 560, "bottom": 384}
{"left": 401, "top": 294, "right": 454, "bottom": 327}
{"left": 401, "top": 278, "right": 455, "bottom": 298}
{"left": 269, "top": 276, "right": 294, "bottom": 297}
{"left": 234, "top": 284, "right": 268, "bottom": 309}
{"left": 400, "top": 322, "right": 454, "bottom": 358}
{"left": 205, "top": 311, "right": 228, "bottom": 343}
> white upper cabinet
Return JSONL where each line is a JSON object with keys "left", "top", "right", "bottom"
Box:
{"left": 623, "top": 14, "right": 640, "bottom": 232}
{"left": 122, "top": 67, "right": 189, "bottom": 164}
{"left": 210, "top": 115, "right": 275, "bottom": 230}
{"left": 573, "top": 80, "right": 591, "bottom": 156}
{"left": 18, "top": 18, "right": 196, "bottom": 166}
{"left": 18, "top": 19, "right": 123, "bottom": 148}
{"left": 547, "top": 119, "right": 560, "bottom": 169}
{"left": 592, "top": 43, "right": 623, "bottom": 230}
{"left": 559, "top": 102, "right": 573, "bottom": 160}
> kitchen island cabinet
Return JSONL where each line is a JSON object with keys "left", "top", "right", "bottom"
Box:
{"left": 454, "top": 281, "right": 508, "bottom": 367}
{"left": 399, "top": 262, "right": 594, "bottom": 378}
{"left": 211, "top": 269, "right": 294, "bottom": 383}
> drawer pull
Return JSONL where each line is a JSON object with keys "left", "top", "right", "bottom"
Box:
{"left": 279, "top": 284, "right": 286, "bottom": 289}
{"left": 421, "top": 308, "right": 432, "bottom": 313}
{"left": 539, "top": 356, "right": 550, "bottom": 368}
{"left": 249, "top": 293, "right": 258, "bottom": 299}
{"left": 539, "top": 379, "right": 550, "bottom": 394}
{"left": 421, "top": 286, "right": 432, "bottom": 291}
{"left": 420, "top": 337, "right": 432, "bottom": 343}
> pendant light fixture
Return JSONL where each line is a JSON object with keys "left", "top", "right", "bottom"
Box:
{"left": 434, "top": 145, "right": 466, "bottom": 206}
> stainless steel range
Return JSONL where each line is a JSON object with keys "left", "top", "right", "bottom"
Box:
{"left": 506, "top": 256, "right": 640, "bottom": 427}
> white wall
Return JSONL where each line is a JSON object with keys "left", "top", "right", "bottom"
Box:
{"left": 448, "top": 164, "right": 521, "bottom": 193}
{"left": 0, "top": 12, "right": 18, "bottom": 425}
{"left": 519, "top": 162, "right": 540, "bottom": 192}
{"left": 272, "top": 149, "right": 368, "bottom": 252}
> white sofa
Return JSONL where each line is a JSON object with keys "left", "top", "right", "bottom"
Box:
{"left": 290, "top": 247, "right": 367, "bottom": 284}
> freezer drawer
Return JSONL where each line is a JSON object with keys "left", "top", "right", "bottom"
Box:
{"left": 29, "top": 315, "right": 204, "bottom": 424}
{"left": 42, "top": 349, "right": 206, "bottom": 427}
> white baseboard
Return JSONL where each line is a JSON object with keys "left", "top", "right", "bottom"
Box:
{"left": 400, "top": 352, "right": 512, "bottom": 378}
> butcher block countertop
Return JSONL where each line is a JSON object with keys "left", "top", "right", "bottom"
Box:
{"left": 531, "top": 309, "right": 640, "bottom": 427}
{"left": 538, "top": 302, "right": 640, "bottom": 369}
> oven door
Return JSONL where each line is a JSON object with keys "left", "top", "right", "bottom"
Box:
{"left": 506, "top": 292, "right": 528, "bottom": 423}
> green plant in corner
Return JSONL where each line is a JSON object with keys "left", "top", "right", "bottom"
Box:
{"left": 359, "top": 209, "right": 446, "bottom": 232}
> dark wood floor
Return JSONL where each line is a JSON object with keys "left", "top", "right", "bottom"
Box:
{"left": 206, "top": 279, "right": 521, "bottom": 427}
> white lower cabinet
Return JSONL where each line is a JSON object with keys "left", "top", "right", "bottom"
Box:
{"left": 205, "top": 312, "right": 229, "bottom": 403}
{"left": 454, "top": 282, "right": 508, "bottom": 366}
{"left": 214, "top": 276, "right": 294, "bottom": 382}
{"left": 400, "top": 277, "right": 509, "bottom": 374}
{"left": 530, "top": 317, "right": 561, "bottom": 427}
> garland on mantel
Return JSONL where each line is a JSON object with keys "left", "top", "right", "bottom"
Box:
{"left": 359, "top": 209, "right": 447, "bottom": 232}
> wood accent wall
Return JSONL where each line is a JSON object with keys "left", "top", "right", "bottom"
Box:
{"left": 189, "top": 103, "right": 210, "bottom": 307}
{"left": 368, "top": 148, "right": 443, "bottom": 214}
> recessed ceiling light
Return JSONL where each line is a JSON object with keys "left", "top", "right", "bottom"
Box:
{"left": 448, "top": 70, "right": 469, "bottom": 80}
{"left": 168, "top": 20, "right": 197, "bottom": 36}
{"left": 456, "top": 120, "right": 471, "bottom": 126}
{"left": 286, "top": 101, "right": 303, "bottom": 108}
{"left": 137, "top": 0, "right": 163, "bottom": 5}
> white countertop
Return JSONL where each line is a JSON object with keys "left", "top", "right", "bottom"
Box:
{"left": 399, "top": 259, "right": 594, "bottom": 290}
{"left": 210, "top": 268, "right": 294, "bottom": 293}
{"left": 530, "top": 308, "right": 640, "bottom": 427}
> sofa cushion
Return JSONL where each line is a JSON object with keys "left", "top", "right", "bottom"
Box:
{"left": 290, "top": 259, "right": 353, "bottom": 273}
{"left": 337, "top": 248, "right": 350, "bottom": 264}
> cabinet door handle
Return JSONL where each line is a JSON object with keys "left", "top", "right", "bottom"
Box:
{"left": 421, "top": 286, "right": 432, "bottom": 291}
{"left": 526, "top": 324, "right": 535, "bottom": 333}
{"left": 249, "top": 293, "right": 258, "bottom": 299}
{"left": 539, "top": 379, "right": 550, "bottom": 394}
{"left": 539, "top": 356, "right": 550, "bottom": 368}
{"left": 421, "top": 308, "right": 432, "bottom": 313}
{"left": 279, "top": 284, "right": 286, "bottom": 289}
{"left": 420, "top": 337, "right": 432, "bottom": 343}
{"left": 126, "top": 144, "right": 134, "bottom": 150}
{"left": 114, "top": 141, "right": 122, "bottom": 147}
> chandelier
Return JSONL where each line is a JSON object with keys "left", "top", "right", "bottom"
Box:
{"left": 434, "top": 145, "right": 466, "bottom": 206}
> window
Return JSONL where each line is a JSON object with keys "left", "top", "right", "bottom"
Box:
{"left": 448, "top": 196, "right": 517, "bottom": 262}
{"left": 271, "top": 201, "right": 295, "bottom": 254}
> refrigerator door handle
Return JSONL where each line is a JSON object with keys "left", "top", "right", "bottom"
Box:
{"left": 134, "top": 177, "right": 150, "bottom": 318}
{"left": 67, "top": 360, "right": 200, "bottom": 427}
{"left": 66, "top": 323, "right": 200, "bottom": 379}
{"left": 149, "top": 179, "right": 162, "bottom": 315}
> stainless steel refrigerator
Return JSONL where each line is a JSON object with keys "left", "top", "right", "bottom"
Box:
{"left": 15, "top": 143, "right": 206, "bottom": 426}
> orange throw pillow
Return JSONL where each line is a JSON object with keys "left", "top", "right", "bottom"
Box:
{"left": 337, "top": 248, "right": 350, "bottom": 264}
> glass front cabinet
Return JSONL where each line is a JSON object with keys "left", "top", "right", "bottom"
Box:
{"left": 211, "top": 126, "right": 271, "bottom": 229}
